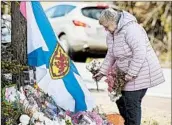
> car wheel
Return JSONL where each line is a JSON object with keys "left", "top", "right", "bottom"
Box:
{"left": 72, "top": 52, "right": 87, "bottom": 62}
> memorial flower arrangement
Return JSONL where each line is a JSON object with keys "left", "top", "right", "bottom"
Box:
{"left": 2, "top": 83, "right": 124, "bottom": 125}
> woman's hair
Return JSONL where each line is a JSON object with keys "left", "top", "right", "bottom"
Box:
{"left": 99, "top": 8, "right": 121, "bottom": 25}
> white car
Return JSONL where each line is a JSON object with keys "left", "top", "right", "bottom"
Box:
{"left": 45, "top": 2, "right": 113, "bottom": 60}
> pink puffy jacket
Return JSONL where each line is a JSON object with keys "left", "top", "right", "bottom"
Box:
{"left": 100, "top": 11, "right": 165, "bottom": 91}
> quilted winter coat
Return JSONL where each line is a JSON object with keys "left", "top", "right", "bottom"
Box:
{"left": 100, "top": 11, "right": 165, "bottom": 91}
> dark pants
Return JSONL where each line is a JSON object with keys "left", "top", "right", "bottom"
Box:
{"left": 116, "top": 89, "right": 147, "bottom": 125}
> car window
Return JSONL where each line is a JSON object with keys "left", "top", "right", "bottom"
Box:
{"left": 46, "top": 7, "right": 56, "bottom": 18}
{"left": 81, "top": 7, "right": 106, "bottom": 20}
{"left": 46, "top": 5, "right": 76, "bottom": 18}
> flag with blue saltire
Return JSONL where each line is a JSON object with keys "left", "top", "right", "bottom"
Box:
{"left": 20, "top": 1, "right": 95, "bottom": 112}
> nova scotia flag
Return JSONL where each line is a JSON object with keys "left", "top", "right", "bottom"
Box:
{"left": 20, "top": 1, "right": 95, "bottom": 112}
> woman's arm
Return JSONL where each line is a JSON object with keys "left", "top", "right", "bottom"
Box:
{"left": 100, "top": 33, "right": 116, "bottom": 75}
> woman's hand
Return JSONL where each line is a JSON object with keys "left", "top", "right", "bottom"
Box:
{"left": 92, "top": 72, "right": 104, "bottom": 81}
{"left": 125, "top": 74, "right": 134, "bottom": 81}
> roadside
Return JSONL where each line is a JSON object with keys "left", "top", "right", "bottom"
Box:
{"left": 90, "top": 91, "right": 171, "bottom": 125}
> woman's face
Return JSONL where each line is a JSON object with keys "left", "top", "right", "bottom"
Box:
{"left": 101, "top": 21, "right": 117, "bottom": 34}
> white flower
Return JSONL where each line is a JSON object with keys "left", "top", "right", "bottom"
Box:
{"left": 32, "top": 112, "right": 43, "bottom": 120}
{"left": 5, "top": 86, "right": 18, "bottom": 102}
{"left": 86, "top": 59, "right": 101, "bottom": 73}
{"left": 19, "top": 114, "right": 30, "bottom": 125}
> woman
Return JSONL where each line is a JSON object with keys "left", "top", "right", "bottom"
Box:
{"left": 93, "top": 8, "right": 165, "bottom": 125}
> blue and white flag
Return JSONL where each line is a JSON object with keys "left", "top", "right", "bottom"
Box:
{"left": 20, "top": 1, "right": 95, "bottom": 112}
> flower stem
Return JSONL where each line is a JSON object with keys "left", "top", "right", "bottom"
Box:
{"left": 96, "top": 80, "right": 99, "bottom": 91}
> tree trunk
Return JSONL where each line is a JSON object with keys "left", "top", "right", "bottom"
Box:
{"left": 11, "top": 1, "right": 27, "bottom": 88}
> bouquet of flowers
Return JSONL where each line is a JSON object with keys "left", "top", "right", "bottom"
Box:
{"left": 66, "top": 110, "right": 113, "bottom": 125}
{"left": 105, "top": 65, "right": 126, "bottom": 102}
{"left": 86, "top": 59, "right": 101, "bottom": 91}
